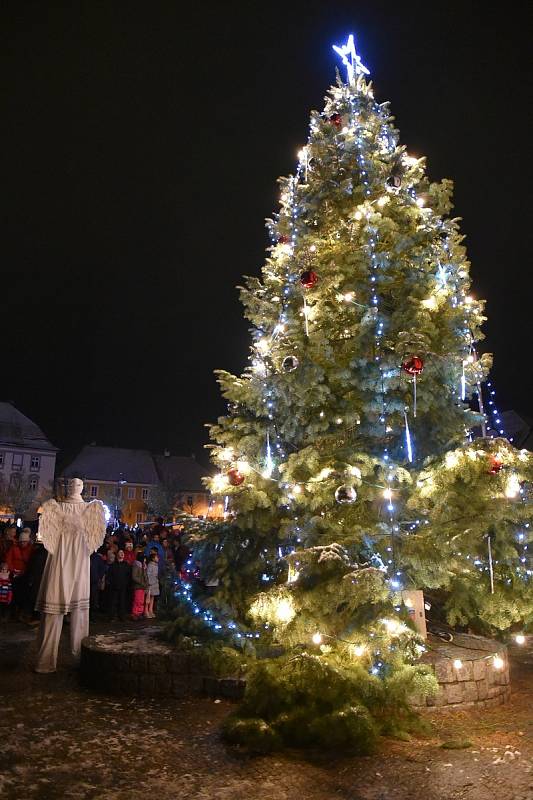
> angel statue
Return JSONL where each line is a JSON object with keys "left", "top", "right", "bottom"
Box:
{"left": 34, "top": 477, "right": 106, "bottom": 673}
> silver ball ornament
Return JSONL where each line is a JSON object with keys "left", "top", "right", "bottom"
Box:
{"left": 282, "top": 355, "right": 299, "bottom": 373}
{"left": 334, "top": 484, "right": 357, "bottom": 505}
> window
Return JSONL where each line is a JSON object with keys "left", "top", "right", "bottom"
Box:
{"left": 128, "top": 487, "right": 136, "bottom": 500}
{"left": 90, "top": 485, "right": 98, "bottom": 497}
{"left": 136, "top": 512, "right": 144, "bottom": 523}
{"left": 141, "top": 488, "right": 149, "bottom": 500}
{"left": 12, "top": 453, "right": 23, "bottom": 471}
{"left": 30, "top": 455, "right": 41, "bottom": 471}
{"left": 0, "top": 453, "right": 4, "bottom": 468}
{"left": 29, "top": 476, "right": 39, "bottom": 492}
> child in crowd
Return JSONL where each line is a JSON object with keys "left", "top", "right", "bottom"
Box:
{"left": 144, "top": 552, "right": 159, "bottom": 619}
{"left": 131, "top": 551, "right": 147, "bottom": 619}
{"left": 0, "top": 562, "right": 13, "bottom": 620}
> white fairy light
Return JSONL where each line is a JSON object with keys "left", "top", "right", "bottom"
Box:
{"left": 493, "top": 655, "right": 504, "bottom": 670}
{"left": 515, "top": 634, "right": 525, "bottom": 645}
{"left": 312, "top": 632, "right": 323, "bottom": 645}
{"left": 453, "top": 659, "right": 463, "bottom": 670}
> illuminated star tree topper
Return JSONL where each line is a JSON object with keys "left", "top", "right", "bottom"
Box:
{"left": 332, "top": 34, "right": 370, "bottom": 85}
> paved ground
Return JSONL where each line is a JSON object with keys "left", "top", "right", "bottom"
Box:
{"left": 0, "top": 618, "right": 532, "bottom": 800}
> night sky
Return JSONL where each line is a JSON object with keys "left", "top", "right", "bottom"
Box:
{"left": 3, "top": 2, "right": 532, "bottom": 467}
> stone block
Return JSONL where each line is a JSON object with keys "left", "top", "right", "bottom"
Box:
{"left": 488, "top": 685, "right": 504, "bottom": 699}
{"left": 117, "top": 673, "right": 139, "bottom": 695}
{"left": 434, "top": 660, "right": 454, "bottom": 683}
{"left": 169, "top": 652, "right": 189, "bottom": 675}
{"left": 171, "top": 676, "right": 190, "bottom": 697}
{"left": 111, "top": 653, "right": 132, "bottom": 672}
{"left": 463, "top": 681, "right": 479, "bottom": 703}
{"left": 426, "top": 687, "right": 447, "bottom": 707}
{"left": 146, "top": 654, "right": 169, "bottom": 675}
{"left": 407, "top": 692, "right": 427, "bottom": 708}
{"left": 219, "top": 678, "right": 246, "bottom": 700}
{"left": 202, "top": 676, "right": 220, "bottom": 697}
{"left": 152, "top": 674, "right": 172, "bottom": 695}
{"left": 473, "top": 659, "right": 487, "bottom": 681}
{"left": 476, "top": 678, "right": 489, "bottom": 700}
{"left": 445, "top": 683, "right": 464, "bottom": 704}
{"left": 129, "top": 653, "right": 148, "bottom": 673}
{"left": 138, "top": 674, "right": 157, "bottom": 696}
{"left": 455, "top": 661, "right": 473, "bottom": 681}
{"left": 188, "top": 673, "right": 205, "bottom": 694}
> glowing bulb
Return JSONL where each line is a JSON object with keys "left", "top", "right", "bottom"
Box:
{"left": 274, "top": 598, "right": 296, "bottom": 624}
{"left": 336, "top": 417, "right": 343, "bottom": 425}
{"left": 343, "top": 292, "right": 354, "bottom": 302}
{"left": 403, "top": 155, "right": 418, "bottom": 166}
{"left": 298, "top": 148, "right": 307, "bottom": 161}
{"left": 404, "top": 598, "right": 413, "bottom": 608}
{"left": 377, "top": 195, "right": 389, "bottom": 207}
{"left": 348, "top": 466, "right": 362, "bottom": 480}
{"left": 352, "top": 644, "right": 366, "bottom": 657}
{"left": 445, "top": 452, "right": 460, "bottom": 469}
{"left": 236, "top": 460, "right": 251, "bottom": 475}
{"left": 256, "top": 338, "right": 270, "bottom": 354}
{"left": 382, "top": 618, "right": 400, "bottom": 634}
{"left": 292, "top": 484, "right": 302, "bottom": 495}
{"left": 453, "top": 659, "right": 463, "bottom": 670}
{"left": 515, "top": 634, "right": 525, "bottom": 645}
{"left": 421, "top": 296, "right": 438, "bottom": 311}
{"left": 212, "top": 474, "right": 229, "bottom": 493}
{"left": 218, "top": 448, "right": 234, "bottom": 463}
{"left": 464, "top": 295, "right": 473, "bottom": 305}
{"left": 493, "top": 656, "right": 504, "bottom": 670}
{"left": 383, "top": 488, "right": 393, "bottom": 501}
{"left": 505, "top": 474, "right": 520, "bottom": 499}
{"left": 466, "top": 354, "right": 475, "bottom": 364}
{"left": 416, "top": 197, "right": 425, "bottom": 207}
{"left": 354, "top": 210, "right": 363, "bottom": 221}
{"left": 312, "top": 632, "right": 323, "bottom": 645}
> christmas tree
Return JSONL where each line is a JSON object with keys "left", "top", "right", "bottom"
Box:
{"left": 186, "top": 35, "right": 533, "bottom": 751}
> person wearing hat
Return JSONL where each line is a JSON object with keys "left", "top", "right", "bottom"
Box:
{"left": 5, "top": 529, "right": 34, "bottom": 617}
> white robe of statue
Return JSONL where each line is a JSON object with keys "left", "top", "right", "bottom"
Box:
{"left": 35, "top": 479, "right": 106, "bottom": 673}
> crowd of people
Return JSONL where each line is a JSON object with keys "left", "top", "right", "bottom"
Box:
{"left": 0, "top": 517, "right": 191, "bottom": 624}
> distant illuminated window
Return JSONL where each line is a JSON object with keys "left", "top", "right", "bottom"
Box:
{"left": 90, "top": 485, "right": 98, "bottom": 497}
{"left": 142, "top": 488, "right": 149, "bottom": 500}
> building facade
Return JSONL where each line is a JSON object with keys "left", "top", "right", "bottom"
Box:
{"left": 0, "top": 402, "right": 58, "bottom": 520}
{"left": 62, "top": 446, "right": 214, "bottom": 525}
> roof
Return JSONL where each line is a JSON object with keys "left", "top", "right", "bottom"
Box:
{"left": 63, "top": 446, "right": 159, "bottom": 485}
{"left": 153, "top": 454, "right": 211, "bottom": 492}
{"left": 0, "top": 402, "right": 58, "bottom": 451}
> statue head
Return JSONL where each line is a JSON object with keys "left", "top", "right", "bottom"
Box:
{"left": 66, "top": 477, "right": 84, "bottom": 496}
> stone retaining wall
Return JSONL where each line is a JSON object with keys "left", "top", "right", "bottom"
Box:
{"left": 411, "top": 633, "right": 510, "bottom": 711}
{"left": 81, "top": 628, "right": 245, "bottom": 700}
{"left": 81, "top": 628, "right": 510, "bottom": 710}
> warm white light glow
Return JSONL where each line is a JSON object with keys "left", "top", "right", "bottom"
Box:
{"left": 403, "top": 155, "right": 419, "bottom": 166}
{"left": 218, "top": 447, "right": 234, "bottom": 463}
{"left": 453, "top": 659, "right": 463, "bottom": 670}
{"left": 336, "top": 417, "right": 343, "bottom": 425}
{"left": 343, "top": 292, "right": 354, "bottom": 302}
{"left": 352, "top": 644, "right": 366, "bottom": 657}
{"left": 403, "top": 598, "right": 413, "bottom": 608}
{"left": 212, "top": 474, "right": 229, "bottom": 493}
{"left": 377, "top": 195, "right": 389, "bottom": 207}
{"left": 274, "top": 598, "right": 296, "bottom": 624}
{"left": 354, "top": 210, "right": 363, "bottom": 221}
{"left": 421, "top": 295, "right": 438, "bottom": 311}
{"left": 445, "top": 452, "right": 460, "bottom": 469}
{"left": 383, "top": 488, "right": 393, "bottom": 501}
{"left": 236, "top": 460, "right": 251, "bottom": 475}
{"left": 292, "top": 484, "right": 302, "bottom": 495}
{"left": 312, "top": 632, "right": 323, "bottom": 645}
{"left": 416, "top": 197, "right": 426, "bottom": 207}
{"left": 256, "top": 338, "right": 270, "bottom": 355}
{"left": 348, "top": 465, "right": 362, "bottom": 480}
{"left": 515, "top": 634, "right": 526, "bottom": 645}
{"left": 493, "top": 655, "right": 504, "bottom": 670}
{"left": 464, "top": 295, "right": 474, "bottom": 305}
{"left": 505, "top": 473, "right": 520, "bottom": 499}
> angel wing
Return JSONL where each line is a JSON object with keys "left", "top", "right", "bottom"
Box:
{"left": 37, "top": 499, "right": 63, "bottom": 554}
{"left": 82, "top": 500, "right": 107, "bottom": 553}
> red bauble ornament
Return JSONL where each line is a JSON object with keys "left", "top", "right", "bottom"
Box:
{"left": 402, "top": 356, "right": 424, "bottom": 375}
{"left": 488, "top": 456, "right": 503, "bottom": 475}
{"left": 329, "top": 113, "right": 342, "bottom": 129}
{"left": 300, "top": 270, "right": 319, "bottom": 289}
{"left": 227, "top": 468, "right": 245, "bottom": 487}
{"left": 277, "top": 235, "right": 290, "bottom": 244}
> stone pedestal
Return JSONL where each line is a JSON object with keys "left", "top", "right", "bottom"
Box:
{"left": 411, "top": 632, "right": 510, "bottom": 711}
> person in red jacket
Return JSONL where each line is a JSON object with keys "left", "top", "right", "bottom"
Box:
{"left": 122, "top": 540, "right": 136, "bottom": 565}
{"left": 6, "top": 529, "right": 34, "bottom": 575}
{"left": 6, "top": 529, "right": 34, "bottom": 617}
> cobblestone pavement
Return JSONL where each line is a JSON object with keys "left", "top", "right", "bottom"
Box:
{"left": 0, "top": 619, "right": 532, "bottom": 800}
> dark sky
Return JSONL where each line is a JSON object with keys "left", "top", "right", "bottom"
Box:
{"left": 3, "top": 1, "right": 532, "bottom": 466}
